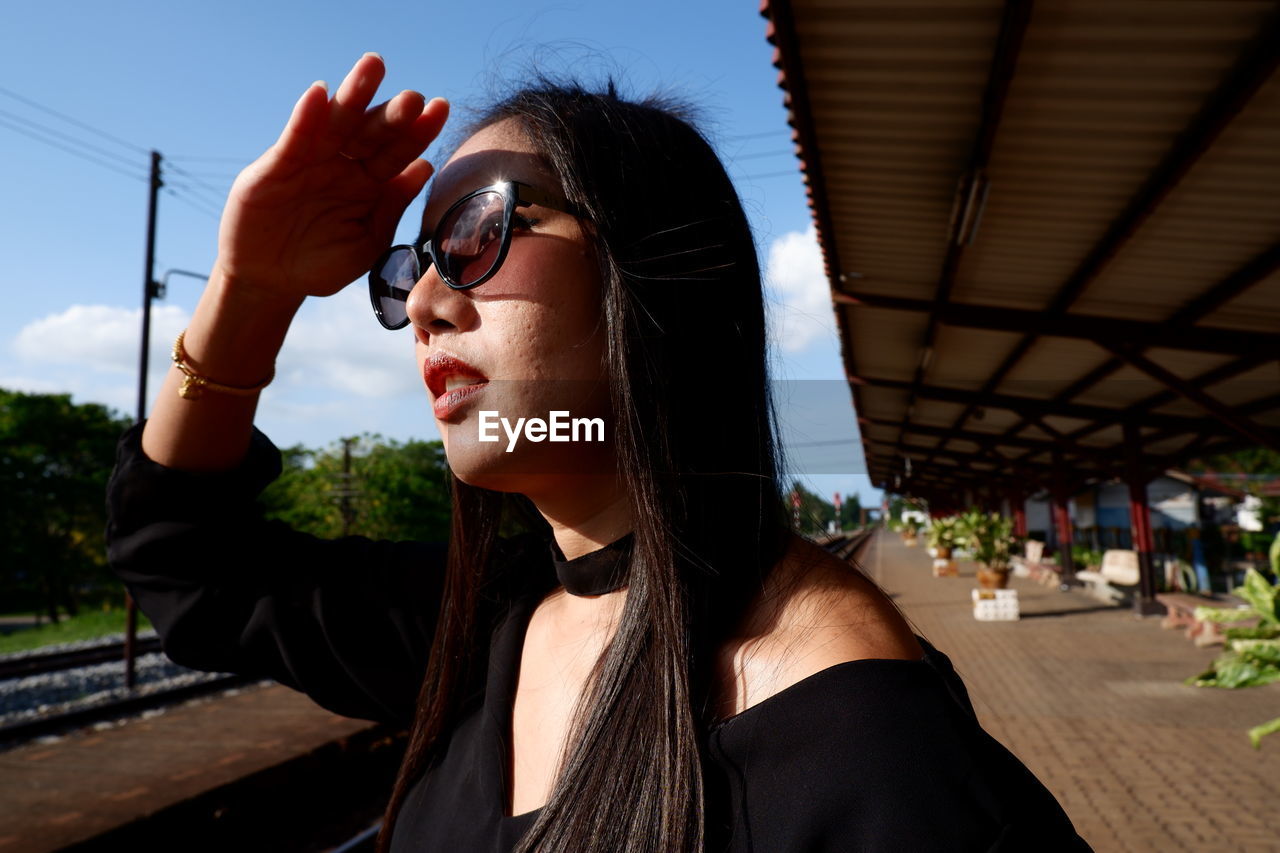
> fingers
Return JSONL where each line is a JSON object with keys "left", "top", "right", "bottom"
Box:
{"left": 364, "top": 97, "right": 450, "bottom": 183}
{"left": 341, "top": 89, "right": 425, "bottom": 161}
{"left": 371, "top": 158, "right": 436, "bottom": 246}
{"left": 314, "top": 53, "right": 387, "bottom": 160}
{"left": 270, "top": 81, "right": 331, "bottom": 168}
{"left": 253, "top": 55, "right": 444, "bottom": 203}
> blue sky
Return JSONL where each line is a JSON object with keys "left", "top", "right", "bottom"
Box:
{"left": 1, "top": 0, "right": 880, "bottom": 510}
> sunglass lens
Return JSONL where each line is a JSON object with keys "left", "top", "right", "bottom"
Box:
{"left": 370, "top": 247, "right": 417, "bottom": 328}
{"left": 439, "top": 190, "right": 506, "bottom": 287}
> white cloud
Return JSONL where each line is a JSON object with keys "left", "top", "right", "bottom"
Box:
{"left": 3, "top": 290, "right": 437, "bottom": 444}
{"left": 13, "top": 303, "right": 189, "bottom": 374}
{"left": 0, "top": 374, "right": 64, "bottom": 394}
{"left": 8, "top": 287, "right": 421, "bottom": 404}
{"left": 277, "top": 286, "right": 421, "bottom": 399}
{"left": 763, "top": 223, "right": 835, "bottom": 353}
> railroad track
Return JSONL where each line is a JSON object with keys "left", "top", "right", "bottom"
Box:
{"left": 0, "top": 635, "right": 263, "bottom": 750}
{"left": 0, "top": 635, "right": 165, "bottom": 680}
{"left": 0, "top": 670, "right": 260, "bottom": 749}
{"left": 820, "top": 528, "right": 874, "bottom": 562}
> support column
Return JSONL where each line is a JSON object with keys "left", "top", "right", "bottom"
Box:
{"left": 1124, "top": 421, "right": 1163, "bottom": 616}
{"left": 1008, "top": 487, "right": 1028, "bottom": 539}
{"left": 1052, "top": 452, "right": 1077, "bottom": 589}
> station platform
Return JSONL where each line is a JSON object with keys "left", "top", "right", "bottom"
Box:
{"left": 863, "top": 529, "right": 1280, "bottom": 853}
{"left": 0, "top": 679, "right": 392, "bottom": 851}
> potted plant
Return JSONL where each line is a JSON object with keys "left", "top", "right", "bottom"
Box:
{"left": 1071, "top": 544, "right": 1103, "bottom": 572}
{"left": 1185, "top": 568, "right": 1280, "bottom": 748}
{"left": 901, "top": 516, "right": 922, "bottom": 547}
{"left": 959, "top": 509, "right": 1016, "bottom": 589}
{"left": 927, "top": 515, "right": 963, "bottom": 577}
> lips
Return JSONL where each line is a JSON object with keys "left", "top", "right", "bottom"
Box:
{"left": 423, "top": 351, "right": 489, "bottom": 420}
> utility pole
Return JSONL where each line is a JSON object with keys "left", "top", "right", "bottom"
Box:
{"left": 123, "top": 150, "right": 162, "bottom": 691}
{"left": 336, "top": 437, "right": 360, "bottom": 536}
{"left": 134, "top": 151, "right": 163, "bottom": 425}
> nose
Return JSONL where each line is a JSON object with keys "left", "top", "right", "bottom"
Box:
{"left": 406, "top": 260, "right": 475, "bottom": 339}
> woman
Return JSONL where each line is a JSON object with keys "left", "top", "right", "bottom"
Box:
{"left": 106, "top": 53, "right": 1091, "bottom": 852}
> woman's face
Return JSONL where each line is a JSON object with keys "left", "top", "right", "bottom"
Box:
{"left": 406, "top": 118, "right": 613, "bottom": 493}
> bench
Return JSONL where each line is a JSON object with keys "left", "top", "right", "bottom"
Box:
{"left": 1012, "top": 540, "right": 1058, "bottom": 585}
{"left": 1030, "top": 545, "right": 1072, "bottom": 589}
{"left": 1075, "top": 549, "right": 1140, "bottom": 604}
{"left": 1155, "top": 592, "right": 1257, "bottom": 648}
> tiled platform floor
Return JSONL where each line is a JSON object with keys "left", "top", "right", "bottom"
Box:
{"left": 863, "top": 530, "right": 1280, "bottom": 853}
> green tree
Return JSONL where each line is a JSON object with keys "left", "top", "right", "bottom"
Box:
{"left": 885, "top": 493, "right": 925, "bottom": 524}
{"left": 0, "top": 390, "right": 131, "bottom": 622}
{"left": 837, "top": 492, "right": 863, "bottom": 529}
{"left": 258, "top": 433, "right": 452, "bottom": 543}
{"left": 1188, "top": 447, "right": 1280, "bottom": 575}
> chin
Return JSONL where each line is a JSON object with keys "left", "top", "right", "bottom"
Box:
{"left": 441, "top": 422, "right": 617, "bottom": 494}
{"left": 438, "top": 382, "right": 616, "bottom": 491}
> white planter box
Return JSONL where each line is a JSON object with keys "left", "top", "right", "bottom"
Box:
{"left": 972, "top": 588, "right": 1020, "bottom": 621}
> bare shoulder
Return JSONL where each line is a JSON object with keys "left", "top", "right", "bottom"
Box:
{"left": 713, "top": 533, "right": 924, "bottom": 720}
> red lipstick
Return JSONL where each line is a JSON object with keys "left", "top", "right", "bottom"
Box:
{"left": 423, "top": 352, "right": 489, "bottom": 421}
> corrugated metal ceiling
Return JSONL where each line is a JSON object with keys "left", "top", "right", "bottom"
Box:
{"left": 762, "top": 0, "right": 1279, "bottom": 499}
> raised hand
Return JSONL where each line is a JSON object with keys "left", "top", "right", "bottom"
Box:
{"left": 216, "top": 53, "right": 448, "bottom": 301}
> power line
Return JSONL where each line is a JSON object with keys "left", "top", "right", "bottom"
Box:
{"left": 788, "top": 439, "right": 859, "bottom": 448}
{"left": 0, "top": 114, "right": 146, "bottom": 183}
{"left": 731, "top": 147, "right": 796, "bottom": 162}
{"left": 0, "top": 84, "right": 149, "bottom": 156}
{"left": 167, "top": 153, "right": 252, "bottom": 163}
{"left": 0, "top": 86, "right": 225, "bottom": 230}
{"left": 739, "top": 169, "right": 801, "bottom": 181}
{"left": 164, "top": 161, "right": 233, "bottom": 207}
{"left": 723, "top": 130, "right": 789, "bottom": 141}
{"left": 165, "top": 178, "right": 228, "bottom": 206}
{"left": 164, "top": 187, "right": 221, "bottom": 221}
{"left": 168, "top": 168, "right": 240, "bottom": 179}
{"left": 163, "top": 176, "right": 228, "bottom": 211}
{"left": 0, "top": 105, "right": 144, "bottom": 170}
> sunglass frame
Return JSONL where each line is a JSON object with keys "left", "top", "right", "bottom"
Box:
{"left": 368, "top": 180, "right": 584, "bottom": 330}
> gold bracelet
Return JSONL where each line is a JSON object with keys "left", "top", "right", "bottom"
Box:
{"left": 171, "top": 329, "right": 275, "bottom": 400}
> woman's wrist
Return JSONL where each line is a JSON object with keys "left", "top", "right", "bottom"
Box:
{"left": 139, "top": 262, "right": 304, "bottom": 472}
{"left": 209, "top": 260, "right": 308, "bottom": 316}
{"left": 179, "top": 262, "right": 305, "bottom": 387}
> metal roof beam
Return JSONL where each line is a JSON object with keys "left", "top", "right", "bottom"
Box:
{"left": 1166, "top": 241, "right": 1280, "bottom": 327}
{"left": 834, "top": 291, "right": 1272, "bottom": 357}
{"left": 990, "top": 242, "right": 1280, "bottom": 452}
{"left": 869, "top": 438, "right": 1119, "bottom": 481}
{"left": 1100, "top": 343, "right": 1280, "bottom": 453}
{"left": 853, "top": 374, "right": 1218, "bottom": 434}
{"left": 887, "top": 0, "right": 1034, "bottom": 466}
{"left": 861, "top": 416, "right": 1119, "bottom": 463}
{"left": 1052, "top": 354, "right": 1276, "bottom": 449}
{"left": 912, "top": 11, "right": 1280, "bottom": 473}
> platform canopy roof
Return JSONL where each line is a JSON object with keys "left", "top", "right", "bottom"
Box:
{"left": 760, "top": 0, "right": 1280, "bottom": 501}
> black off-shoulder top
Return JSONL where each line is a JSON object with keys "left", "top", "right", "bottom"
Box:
{"left": 105, "top": 422, "right": 1092, "bottom": 852}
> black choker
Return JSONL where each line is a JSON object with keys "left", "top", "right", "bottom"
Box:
{"left": 549, "top": 533, "right": 634, "bottom": 597}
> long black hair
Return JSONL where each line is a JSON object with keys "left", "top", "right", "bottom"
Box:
{"left": 375, "top": 72, "right": 792, "bottom": 853}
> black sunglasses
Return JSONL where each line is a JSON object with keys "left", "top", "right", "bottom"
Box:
{"left": 368, "top": 180, "right": 586, "bottom": 330}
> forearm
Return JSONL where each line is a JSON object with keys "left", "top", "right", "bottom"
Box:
{"left": 141, "top": 261, "right": 304, "bottom": 472}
